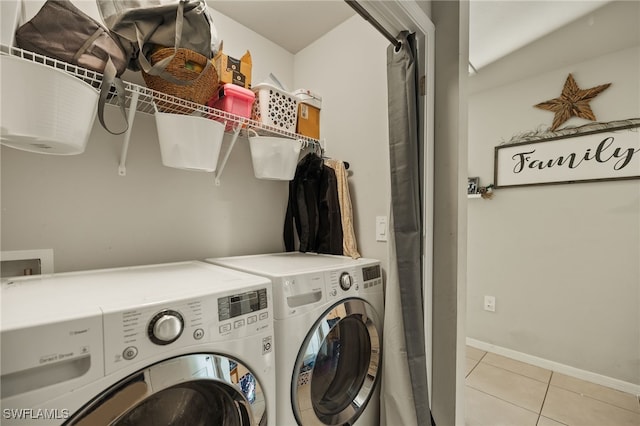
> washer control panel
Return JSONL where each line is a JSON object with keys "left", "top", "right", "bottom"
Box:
{"left": 216, "top": 288, "right": 270, "bottom": 336}
{"left": 361, "top": 264, "right": 383, "bottom": 289}
{"left": 102, "top": 286, "right": 272, "bottom": 375}
{"left": 326, "top": 263, "right": 383, "bottom": 301}
{"left": 218, "top": 288, "right": 268, "bottom": 321}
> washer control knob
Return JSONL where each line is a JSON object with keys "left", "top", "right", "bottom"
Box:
{"left": 339, "top": 272, "right": 353, "bottom": 291}
{"left": 148, "top": 310, "right": 184, "bottom": 345}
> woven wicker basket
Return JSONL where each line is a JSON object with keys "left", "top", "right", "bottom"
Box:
{"left": 142, "top": 48, "right": 218, "bottom": 114}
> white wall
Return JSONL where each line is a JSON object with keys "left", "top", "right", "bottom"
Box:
{"left": 467, "top": 1, "right": 640, "bottom": 386}
{"left": 209, "top": 9, "right": 294, "bottom": 90}
{"left": 1, "top": 6, "right": 390, "bottom": 274}
{"left": 1, "top": 7, "right": 296, "bottom": 273}
{"left": 293, "top": 15, "right": 391, "bottom": 271}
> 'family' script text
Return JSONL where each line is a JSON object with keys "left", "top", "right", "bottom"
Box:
{"left": 511, "top": 137, "right": 640, "bottom": 173}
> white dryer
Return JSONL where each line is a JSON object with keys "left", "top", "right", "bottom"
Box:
{"left": 1, "top": 261, "right": 275, "bottom": 425}
{"left": 206, "top": 253, "right": 384, "bottom": 426}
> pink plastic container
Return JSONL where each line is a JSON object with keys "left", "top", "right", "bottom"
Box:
{"left": 209, "top": 83, "right": 255, "bottom": 118}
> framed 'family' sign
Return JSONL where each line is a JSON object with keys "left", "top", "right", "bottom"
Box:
{"left": 494, "top": 122, "right": 640, "bottom": 188}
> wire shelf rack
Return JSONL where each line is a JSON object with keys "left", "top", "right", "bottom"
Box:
{"left": 1, "top": 46, "right": 323, "bottom": 183}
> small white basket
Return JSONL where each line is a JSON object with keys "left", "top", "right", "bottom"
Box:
{"left": 251, "top": 83, "right": 299, "bottom": 131}
{"left": 154, "top": 111, "right": 225, "bottom": 172}
{"left": 248, "top": 131, "right": 301, "bottom": 180}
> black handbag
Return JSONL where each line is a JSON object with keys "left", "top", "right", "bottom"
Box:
{"left": 15, "top": 0, "right": 130, "bottom": 135}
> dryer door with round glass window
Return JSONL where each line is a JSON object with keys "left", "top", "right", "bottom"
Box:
{"left": 292, "top": 298, "right": 381, "bottom": 426}
{"left": 65, "top": 354, "right": 267, "bottom": 426}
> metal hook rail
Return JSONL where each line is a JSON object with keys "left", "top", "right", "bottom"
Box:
{"left": 1, "top": 46, "right": 325, "bottom": 182}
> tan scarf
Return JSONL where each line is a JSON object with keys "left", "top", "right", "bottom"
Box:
{"left": 324, "top": 159, "right": 360, "bottom": 259}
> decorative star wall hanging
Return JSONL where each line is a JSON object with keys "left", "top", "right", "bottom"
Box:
{"left": 534, "top": 73, "right": 611, "bottom": 131}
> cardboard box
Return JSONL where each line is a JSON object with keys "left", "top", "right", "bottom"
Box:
{"left": 296, "top": 103, "right": 320, "bottom": 139}
{"left": 294, "top": 89, "right": 321, "bottom": 139}
{"left": 213, "top": 47, "right": 252, "bottom": 89}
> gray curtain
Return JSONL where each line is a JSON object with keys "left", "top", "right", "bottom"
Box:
{"left": 385, "top": 31, "right": 432, "bottom": 425}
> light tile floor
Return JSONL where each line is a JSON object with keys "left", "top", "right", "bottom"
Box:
{"left": 465, "top": 346, "right": 640, "bottom": 426}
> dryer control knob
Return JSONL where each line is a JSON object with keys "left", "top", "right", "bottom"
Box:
{"left": 339, "top": 272, "right": 353, "bottom": 291}
{"left": 148, "top": 310, "right": 184, "bottom": 345}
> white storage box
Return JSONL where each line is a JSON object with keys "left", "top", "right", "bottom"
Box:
{"left": 248, "top": 134, "right": 301, "bottom": 180}
{"left": 293, "top": 89, "right": 322, "bottom": 110}
{"left": 154, "top": 112, "right": 225, "bottom": 172}
{"left": 0, "top": 55, "right": 99, "bottom": 155}
{"left": 251, "top": 83, "right": 298, "bottom": 132}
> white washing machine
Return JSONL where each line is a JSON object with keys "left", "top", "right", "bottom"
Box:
{"left": 1, "top": 261, "right": 275, "bottom": 425}
{"left": 206, "top": 253, "right": 384, "bottom": 426}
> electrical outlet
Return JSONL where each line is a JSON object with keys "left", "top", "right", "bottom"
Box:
{"left": 484, "top": 295, "right": 496, "bottom": 312}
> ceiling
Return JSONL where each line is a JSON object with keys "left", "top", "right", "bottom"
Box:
{"left": 208, "top": 1, "right": 614, "bottom": 68}
{"left": 208, "top": 1, "right": 356, "bottom": 54}
{"left": 468, "top": 0, "right": 613, "bottom": 72}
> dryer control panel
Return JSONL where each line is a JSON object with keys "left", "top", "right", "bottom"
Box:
{"left": 275, "top": 261, "right": 383, "bottom": 320}
{"left": 102, "top": 285, "right": 272, "bottom": 375}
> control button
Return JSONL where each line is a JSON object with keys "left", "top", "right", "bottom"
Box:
{"left": 364, "top": 283, "right": 370, "bottom": 289}
{"left": 248, "top": 315, "right": 257, "bottom": 324}
{"left": 234, "top": 319, "right": 245, "bottom": 329}
{"left": 123, "top": 346, "right": 138, "bottom": 360}
{"left": 259, "top": 312, "right": 269, "bottom": 320}
{"left": 219, "top": 323, "right": 232, "bottom": 333}
{"left": 193, "top": 328, "right": 205, "bottom": 340}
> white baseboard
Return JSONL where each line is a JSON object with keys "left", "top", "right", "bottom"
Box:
{"left": 466, "top": 338, "right": 640, "bottom": 396}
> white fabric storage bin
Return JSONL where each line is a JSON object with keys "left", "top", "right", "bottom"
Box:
{"left": 248, "top": 133, "right": 301, "bottom": 180}
{"left": 0, "top": 55, "right": 98, "bottom": 155}
{"left": 154, "top": 112, "right": 224, "bottom": 172}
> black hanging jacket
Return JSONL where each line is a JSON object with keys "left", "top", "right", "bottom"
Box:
{"left": 284, "top": 153, "right": 343, "bottom": 254}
